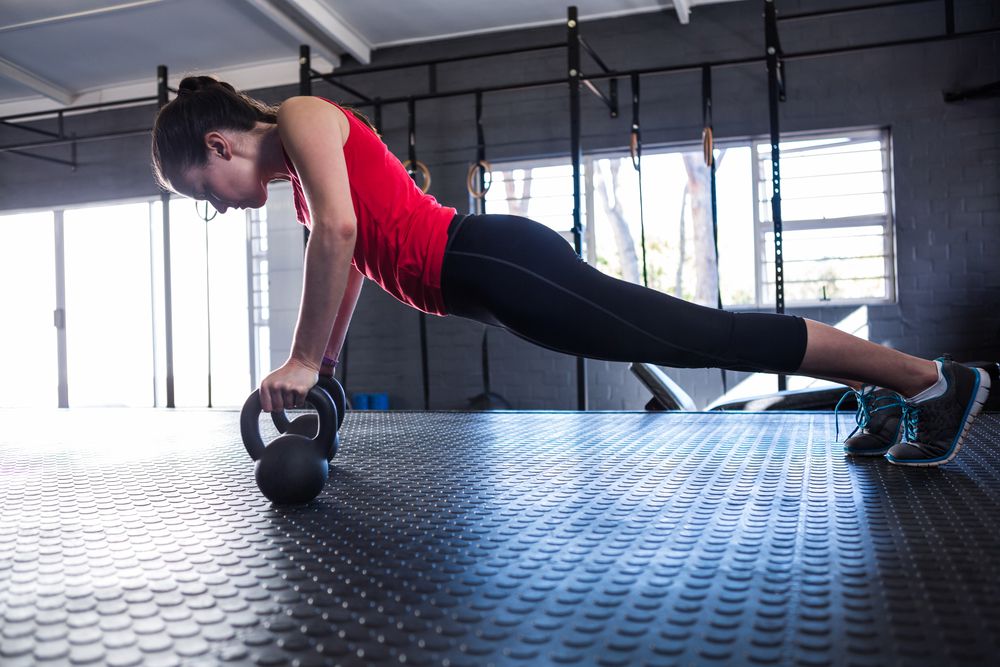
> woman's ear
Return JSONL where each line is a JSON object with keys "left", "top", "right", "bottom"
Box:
{"left": 204, "top": 131, "right": 230, "bottom": 160}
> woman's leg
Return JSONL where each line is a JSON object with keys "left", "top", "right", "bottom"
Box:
{"left": 443, "top": 214, "right": 905, "bottom": 385}
{"left": 440, "top": 214, "right": 990, "bottom": 466}
{"left": 798, "top": 320, "right": 937, "bottom": 397}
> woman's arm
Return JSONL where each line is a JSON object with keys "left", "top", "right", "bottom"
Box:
{"left": 259, "top": 96, "right": 356, "bottom": 413}
{"left": 321, "top": 264, "right": 365, "bottom": 377}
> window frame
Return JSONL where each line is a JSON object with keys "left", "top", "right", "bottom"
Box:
{"left": 751, "top": 126, "right": 897, "bottom": 309}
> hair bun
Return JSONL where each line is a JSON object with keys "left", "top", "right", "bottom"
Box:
{"left": 177, "top": 76, "right": 236, "bottom": 96}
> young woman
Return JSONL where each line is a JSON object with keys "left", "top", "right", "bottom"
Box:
{"left": 151, "top": 76, "right": 990, "bottom": 467}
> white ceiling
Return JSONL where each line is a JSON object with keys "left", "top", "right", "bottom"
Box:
{"left": 0, "top": 0, "right": 744, "bottom": 118}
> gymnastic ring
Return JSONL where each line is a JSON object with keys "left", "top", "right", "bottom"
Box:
{"left": 402, "top": 159, "right": 432, "bottom": 193}
{"left": 702, "top": 126, "right": 714, "bottom": 167}
{"left": 466, "top": 159, "right": 493, "bottom": 199}
{"left": 629, "top": 131, "right": 640, "bottom": 171}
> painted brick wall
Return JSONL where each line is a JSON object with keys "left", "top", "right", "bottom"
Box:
{"left": 1, "top": 1, "right": 997, "bottom": 410}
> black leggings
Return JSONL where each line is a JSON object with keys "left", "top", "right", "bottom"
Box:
{"left": 440, "top": 214, "right": 808, "bottom": 374}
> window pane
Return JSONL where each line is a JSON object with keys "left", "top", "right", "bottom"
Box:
{"left": 64, "top": 203, "right": 154, "bottom": 407}
{"left": 715, "top": 147, "right": 755, "bottom": 307}
{"left": 756, "top": 130, "right": 894, "bottom": 306}
{"left": 0, "top": 212, "right": 58, "bottom": 407}
{"left": 758, "top": 136, "right": 888, "bottom": 222}
{"left": 168, "top": 201, "right": 251, "bottom": 407}
{"left": 761, "top": 226, "right": 888, "bottom": 302}
{"left": 485, "top": 163, "right": 581, "bottom": 232}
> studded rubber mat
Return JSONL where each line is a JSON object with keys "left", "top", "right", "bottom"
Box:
{"left": 2, "top": 409, "right": 1000, "bottom": 667}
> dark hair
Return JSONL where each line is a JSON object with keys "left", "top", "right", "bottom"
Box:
{"left": 151, "top": 76, "right": 278, "bottom": 192}
{"left": 151, "top": 75, "right": 378, "bottom": 193}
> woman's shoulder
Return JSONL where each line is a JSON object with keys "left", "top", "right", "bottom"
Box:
{"left": 277, "top": 96, "right": 350, "bottom": 138}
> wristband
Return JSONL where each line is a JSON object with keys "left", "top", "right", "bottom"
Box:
{"left": 321, "top": 356, "right": 338, "bottom": 368}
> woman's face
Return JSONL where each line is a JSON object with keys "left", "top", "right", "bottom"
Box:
{"left": 177, "top": 131, "right": 268, "bottom": 214}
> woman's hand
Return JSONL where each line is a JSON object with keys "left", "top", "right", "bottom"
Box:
{"left": 259, "top": 358, "right": 320, "bottom": 413}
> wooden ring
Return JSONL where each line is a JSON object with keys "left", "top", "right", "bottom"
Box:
{"left": 466, "top": 159, "right": 493, "bottom": 199}
{"left": 702, "top": 126, "right": 714, "bottom": 167}
{"left": 629, "top": 132, "right": 640, "bottom": 171}
{"left": 402, "top": 159, "right": 432, "bottom": 193}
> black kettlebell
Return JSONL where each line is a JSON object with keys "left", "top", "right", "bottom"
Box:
{"left": 240, "top": 386, "right": 338, "bottom": 505}
{"left": 270, "top": 376, "right": 346, "bottom": 457}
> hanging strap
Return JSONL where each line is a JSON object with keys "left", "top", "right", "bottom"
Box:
{"left": 702, "top": 65, "right": 728, "bottom": 393}
{"left": 404, "top": 97, "right": 431, "bottom": 193}
{"left": 630, "top": 73, "right": 648, "bottom": 288}
{"left": 467, "top": 91, "right": 493, "bottom": 206}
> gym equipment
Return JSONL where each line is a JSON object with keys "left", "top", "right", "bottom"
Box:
{"left": 628, "top": 73, "right": 649, "bottom": 288}
{"left": 402, "top": 159, "right": 431, "bottom": 193}
{"left": 630, "top": 362, "right": 697, "bottom": 411}
{"left": 467, "top": 329, "right": 511, "bottom": 410}
{"left": 405, "top": 98, "right": 432, "bottom": 409}
{"left": 270, "top": 375, "right": 346, "bottom": 455}
{"left": 466, "top": 159, "right": 492, "bottom": 199}
{"left": 240, "top": 385, "right": 339, "bottom": 504}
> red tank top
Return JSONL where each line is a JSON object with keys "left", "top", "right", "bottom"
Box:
{"left": 282, "top": 98, "right": 456, "bottom": 315}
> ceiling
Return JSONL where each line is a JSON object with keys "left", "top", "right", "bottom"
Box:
{"left": 0, "top": 0, "right": 745, "bottom": 118}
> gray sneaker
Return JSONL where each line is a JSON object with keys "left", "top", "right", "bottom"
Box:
{"left": 886, "top": 359, "right": 992, "bottom": 467}
{"left": 838, "top": 386, "right": 903, "bottom": 456}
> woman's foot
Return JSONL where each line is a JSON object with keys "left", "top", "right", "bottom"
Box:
{"left": 886, "top": 360, "right": 991, "bottom": 467}
{"left": 841, "top": 386, "right": 903, "bottom": 456}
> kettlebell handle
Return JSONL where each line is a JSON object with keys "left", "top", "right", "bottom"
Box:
{"left": 240, "top": 386, "right": 338, "bottom": 461}
{"left": 271, "top": 376, "right": 340, "bottom": 433}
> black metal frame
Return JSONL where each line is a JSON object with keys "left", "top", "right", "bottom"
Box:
{"left": 157, "top": 65, "right": 176, "bottom": 408}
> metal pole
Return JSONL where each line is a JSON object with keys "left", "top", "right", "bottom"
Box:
{"left": 53, "top": 211, "right": 68, "bottom": 408}
{"left": 158, "top": 65, "right": 175, "bottom": 408}
{"left": 568, "top": 6, "right": 588, "bottom": 411}
{"left": 300, "top": 45, "right": 312, "bottom": 251}
{"left": 245, "top": 215, "right": 257, "bottom": 391}
{"left": 204, "top": 217, "right": 213, "bottom": 408}
{"left": 406, "top": 98, "right": 431, "bottom": 410}
{"left": 764, "top": 0, "right": 787, "bottom": 392}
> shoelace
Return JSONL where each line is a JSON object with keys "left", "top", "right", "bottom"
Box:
{"left": 835, "top": 386, "right": 911, "bottom": 441}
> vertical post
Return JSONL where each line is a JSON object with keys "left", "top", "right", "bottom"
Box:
{"left": 299, "top": 45, "right": 312, "bottom": 250}
{"left": 204, "top": 218, "right": 213, "bottom": 408}
{"left": 944, "top": 0, "right": 955, "bottom": 35}
{"left": 407, "top": 98, "right": 431, "bottom": 410}
{"left": 245, "top": 215, "right": 257, "bottom": 391}
{"left": 53, "top": 210, "right": 68, "bottom": 408}
{"left": 568, "top": 6, "right": 588, "bottom": 411}
{"left": 158, "top": 65, "right": 176, "bottom": 408}
{"left": 299, "top": 44, "right": 312, "bottom": 96}
{"left": 764, "top": 0, "right": 787, "bottom": 392}
{"left": 474, "top": 90, "right": 487, "bottom": 216}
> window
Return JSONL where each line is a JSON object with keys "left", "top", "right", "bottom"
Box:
{"left": 483, "top": 128, "right": 895, "bottom": 309}
{"left": 0, "top": 198, "right": 254, "bottom": 408}
{"left": 755, "top": 129, "right": 895, "bottom": 306}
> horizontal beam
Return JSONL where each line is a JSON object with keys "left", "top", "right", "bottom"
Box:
{"left": 243, "top": 0, "right": 342, "bottom": 68}
{"left": 285, "top": 0, "right": 371, "bottom": 64}
{"left": 317, "top": 42, "right": 564, "bottom": 79}
{"left": 0, "top": 0, "right": 165, "bottom": 34}
{"left": 0, "top": 127, "right": 150, "bottom": 153}
{"left": 778, "top": 0, "right": 935, "bottom": 22}
{"left": 0, "top": 56, "right": 75, "bottom": 105}
{"left": 1, "top": 95, "right": 157, "bottom": 122}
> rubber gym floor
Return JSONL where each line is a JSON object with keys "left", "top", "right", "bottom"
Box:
{"left": 2, "top": 408, "right": 999, "bottom": 666}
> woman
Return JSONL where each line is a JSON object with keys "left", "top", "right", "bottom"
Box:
{"left": 151, "top": 76, "right": 990, "bottom": 467}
